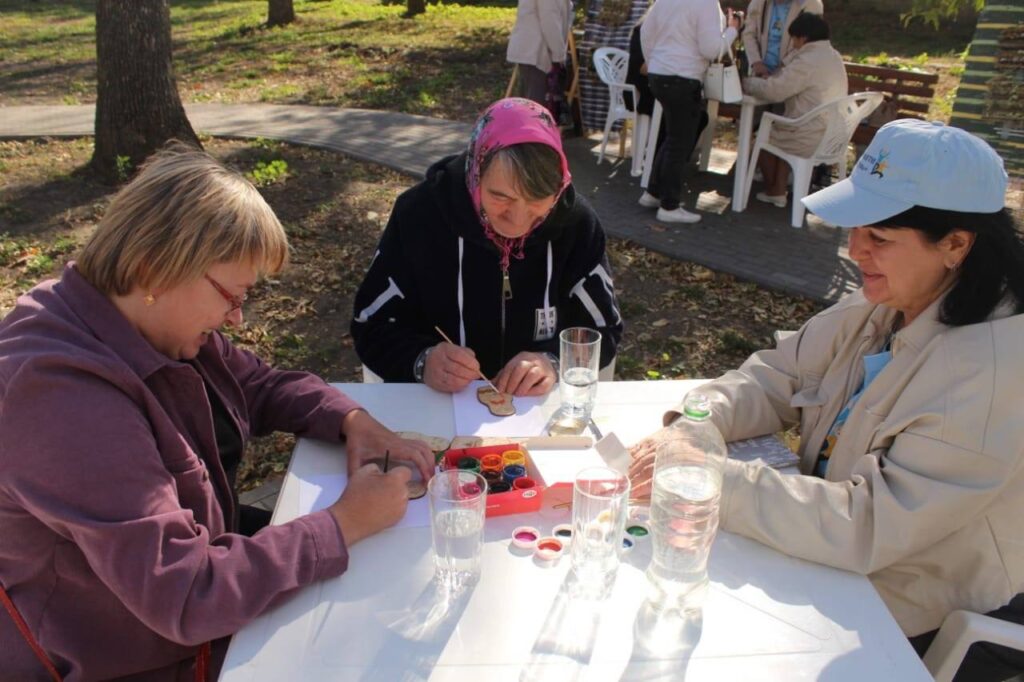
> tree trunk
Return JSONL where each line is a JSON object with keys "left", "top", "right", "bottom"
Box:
{"left": 406, "top": 0, "right": 426, "bottom": 17}
{"left": 91, "top": 0, "right": 199, "bottom": 183}
{"left": 267, "top": 0, "right": 296, "bottom": 26}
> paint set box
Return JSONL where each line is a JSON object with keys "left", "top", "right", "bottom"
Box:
{"left": 440, "top": 443, "right": 554, "bottom": 517}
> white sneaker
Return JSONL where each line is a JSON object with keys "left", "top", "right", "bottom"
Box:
{"left": 656, "top": 206, "right": 701, "bottom": 224}
{"left": 638, "top": 191, "right": 660, "bottom": 208}
{"left": 755, "top": 192, "right": 787, "bottom": 208}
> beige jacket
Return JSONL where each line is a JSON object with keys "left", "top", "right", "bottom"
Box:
{"left": 667, "top": 290, "right": 1024, "bottom": 636}
{"left": 506, "top": 0, "right": 573, "bottom": 73}
{"left": 742, "top": 0, "right": 825, "bottom": 68}
{"left": 741, "top": 40, "right": 847, "bottom": 156}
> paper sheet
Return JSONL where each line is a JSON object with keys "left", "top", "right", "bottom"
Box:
{"left": 452, "top": 380, "right": 548, "bottom": 437}
{"left": 296, "top": 473, "right": 431, "bottom": 529}
{"left": 727, "top": 435, "right": 800, "bottom": 469}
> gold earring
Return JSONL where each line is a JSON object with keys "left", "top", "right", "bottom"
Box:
{"left": 144, "top": 293, "right": 156, "bottom": 306}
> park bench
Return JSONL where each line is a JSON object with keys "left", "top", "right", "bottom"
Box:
{"left": 715, "top": 61, "right": 939, "bottom": 146}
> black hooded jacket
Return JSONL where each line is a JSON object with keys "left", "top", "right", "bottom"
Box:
{"left": 351, "top": 152, "right": 622, "bottom": 381}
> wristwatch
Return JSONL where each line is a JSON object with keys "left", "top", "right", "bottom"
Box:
{"left": 413, "top": 346, "right": 435, "bottom": 383}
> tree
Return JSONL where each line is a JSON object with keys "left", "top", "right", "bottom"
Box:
{"left": 92, "top": 0, "right": 199, "bottom": 183}
{"left": 268, "top": 0, "right": 296, "bottom": 27}
{"left": 902, "top": 0, "right": 985, "bottom": 28}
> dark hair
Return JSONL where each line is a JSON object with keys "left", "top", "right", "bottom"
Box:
{"left": 788, "top": 12, "right": 830, "bottom": 42}
{"left": 483, "top": 143, "right": 563, "bottom": 200}
{"left": 870, "top": 206, "right": 1024, "bottom": 326}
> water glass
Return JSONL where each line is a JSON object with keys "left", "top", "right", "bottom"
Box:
{"left": 570, "top": 466, "right": 629, "bottom": 598}
{"left": 428, "top": 470, "right": 487, "bottom": 591}
{"left": 559, "top": 327, "right": 601, "bottom": 425}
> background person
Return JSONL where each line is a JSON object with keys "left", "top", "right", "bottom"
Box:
{"left": 507, "top": 0, "right": 574, "bottom": 105}
{"left": 629, "top": 120, "right": 1024, "bottom": 680}
{"left": 741, "top": 11, "right": 847, "bottom": 207}
{"left": 638, "top": 0, "right": 742, "bottom": 224}
{"left": 742, "top": 0, "right": 823, "bottom": 77}
{"left": 351, "top": 98, "right": 622, "bottom": 397}
{"left": 0, "top": 144, "right": 433, "bottom": 681}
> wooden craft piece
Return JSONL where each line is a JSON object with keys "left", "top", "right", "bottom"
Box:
{"left": 477, "top": 386, "right": 515, "bottom": 417}
{"left": 365, "top": 458, "right": 427, "bottom": 500}
{"left": 395, "top": 431, "right": 452, "bottom": 453}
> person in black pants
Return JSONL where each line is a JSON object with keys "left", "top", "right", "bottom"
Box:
{"left": 638, "top": 0, "right": 742, "bottom": 224}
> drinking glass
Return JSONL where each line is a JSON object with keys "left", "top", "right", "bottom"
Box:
{"left": 428, "top": 470, "right": 487, "bottom": 591}
{"left": 559, "top": 327, "right": 601, "bottom": 430}
{"left": 570, "top": 466, "right": 629, "bottom": 598}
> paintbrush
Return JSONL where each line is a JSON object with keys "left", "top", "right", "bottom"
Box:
{"left": 432, "top": 325, "right": 502, "bottom": 394}
{"left": 383, "top": 450, "right": 390, "bottom": 473}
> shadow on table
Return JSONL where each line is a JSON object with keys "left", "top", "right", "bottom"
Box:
{"left": 521, "top": 570, "right": 605, "bottom": 681}
{"left": 622, "top": 602, "right": 701, "bottom": 681}
{"left": 347, "top": 578, "right": 475, "bottom": 681}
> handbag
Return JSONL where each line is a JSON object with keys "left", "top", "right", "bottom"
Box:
{"left": 703, "top": 43, "right": 743, "bottom": 104}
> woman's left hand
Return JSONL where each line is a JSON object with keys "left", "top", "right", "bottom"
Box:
{"left": 494, "top": 352, "right": 557, "bottom": 397}
{"left": 341, "top": 409, "right": 435, "bottom": 482}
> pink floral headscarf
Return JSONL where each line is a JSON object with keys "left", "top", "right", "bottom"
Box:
{"left": 465, "top": 98, "right": 572, "bottom": 270}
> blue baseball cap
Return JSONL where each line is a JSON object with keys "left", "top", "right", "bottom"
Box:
{"left": 802, "top": 119, "right": 1008, "bottom": 227}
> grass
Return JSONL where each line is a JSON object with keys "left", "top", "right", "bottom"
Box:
{"left": 0, "top": 0, "right": 974, "bottom": 121}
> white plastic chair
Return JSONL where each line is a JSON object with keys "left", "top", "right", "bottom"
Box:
{"left": 923, "top": 609, "right": 1024, "bottom": 682}
{"left": 741, "top": 91, "right": 883, "bottom": 228}
{"left": 592, "top": 47, "right": 638, "bottom": 165}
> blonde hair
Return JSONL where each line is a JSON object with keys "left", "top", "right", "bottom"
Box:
{"left": 78, "top": 141, "right": 289, "bottom": 296}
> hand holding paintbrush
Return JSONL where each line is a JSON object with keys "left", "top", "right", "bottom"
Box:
{"left": 432, "top": 326, "right": 501, "bottom": 394}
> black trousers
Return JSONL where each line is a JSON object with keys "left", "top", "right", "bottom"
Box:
{"left": 646, "top": 74, "right": 703, "bottom": 211}
{"left": 909, "top": 594, "right": 1024, "bottom": 681}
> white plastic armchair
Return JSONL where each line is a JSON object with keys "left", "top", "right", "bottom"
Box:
{"left": 923, "top": 610, "right": 1024, "bottom": 682}
{"left": 741, "top": 91, "right": 884, "bottom": 228}
{"left": 592, "top": 47, "right": 638, "bottom": 165}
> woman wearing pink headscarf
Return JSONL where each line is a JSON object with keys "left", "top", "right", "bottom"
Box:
{"left": 352, "top": 98, "right": 622, "bottom": 396}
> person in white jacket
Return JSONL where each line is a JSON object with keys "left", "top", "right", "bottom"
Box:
{"left": 507, "top": 0, "right": 574, "bottom": 105}
{"left": 742, "top": 0, "right": 823, "bottom": 76}
{"left": 638, "top": 0, "right": 742, "bottom": 224}
{"left": 629, "top": 120, "right": 1024, "bottom": 680}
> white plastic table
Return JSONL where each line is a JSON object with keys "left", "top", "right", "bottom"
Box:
{"left": 220, "top": 381, "right": 930, "bottom": 681}
{"left": 639, "top": 95, "right": 766, "bottom": 213}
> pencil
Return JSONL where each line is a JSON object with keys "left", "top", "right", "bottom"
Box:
{"left": 432, "top": 326, "right": 502, "bottom": 394}
{"left": 383, "top": 450, "right": 390, "bottom": 473}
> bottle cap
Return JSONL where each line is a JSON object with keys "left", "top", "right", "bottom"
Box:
{"left": 488, "top": 481, "right": 511, "bottom": 493}
{"left": 501, "top": 450, "right": 527, "bottom": 467}
{"left": 480, "top": 454, "right": 504, "bottom": 472}
{"left": 682, "top": 393, "right": 712, "bottom": 420}
{"left": 620, "top": 535, "right": 636, "bottom": 553}
{"left": 511, "top": 526, "right": 540, "bottom": 550}
{"left": 625, "top": 522, "right": 650, "bottom": 538}
{"left": 502, "top": 464, "right": 527, "bottom": 484}
{"left": 552, "top": 523, "right": 573, "bottom": 542}
{"left": 534, "top": 537, "right": 564, "bottom": 562}
{"left": 457, "top": 456, "right": 481, "bottom": 472}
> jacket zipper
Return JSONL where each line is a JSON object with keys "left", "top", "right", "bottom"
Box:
{"left": 500, "top": 268, "right": 512, "bottom": 366}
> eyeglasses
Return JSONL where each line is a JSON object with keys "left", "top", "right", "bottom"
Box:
{"left": 204, "top": 274, "right": 246, "bottom": 313}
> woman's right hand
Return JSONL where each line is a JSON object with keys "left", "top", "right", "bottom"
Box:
{"left": 424, "top": 342, "right": 480, "bottom": 393}
{"left": 328, "top": 463, "right": 411, "bottom": 546}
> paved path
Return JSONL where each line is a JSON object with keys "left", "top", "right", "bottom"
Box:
{"left": 1, "top": 103, "right": 857, "bottom": 302}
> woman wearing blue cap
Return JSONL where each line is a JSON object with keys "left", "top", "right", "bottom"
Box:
{"left": 630, "top": 119, "right": 1024, "bottom": 679}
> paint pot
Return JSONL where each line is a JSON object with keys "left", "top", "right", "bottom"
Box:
{"left": 457, "top": 456, "right": 481, "bottom": 473}
{"left": 552, "top": 523, "right": 573, "bottom": 542}
{"left": 621, "top": 535, "right": 636, "bottom": 553}
{"left": 511, "top": 526, "right": 540, "bottom": 550}
{"left": 512, "top": 476, "right": 537, "bottom": 491}
{"left": 480, "top": 454, "right": 504, "bottom": 473}
{"left": 534, "top": 536, "right": 564, "bottom": 562}
{"left": 488, "top": 482, "right": 511, "bottom": 494}
{"left": 625, "top": 522, "right": 650, "bottom": 539}
{"left": 482, "top": 469, "right": 503, "bottom": 487}
{"left": 501, "top": 450, "right": 526, "bottom": 468}
{"left": 502, "top": 464, "right": 527, "bottom": 485}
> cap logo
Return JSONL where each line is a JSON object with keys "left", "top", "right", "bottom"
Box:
{"left": 869, "top": 148, "right": 890, "bottom": 178}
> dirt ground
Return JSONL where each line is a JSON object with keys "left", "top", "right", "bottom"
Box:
{"left": 1, "top": 137, "right": 822, "bottom": 489}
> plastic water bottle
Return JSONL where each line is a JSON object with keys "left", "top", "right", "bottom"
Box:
{"left": 644, "top": 393, "right": 727, "bottom": 616}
